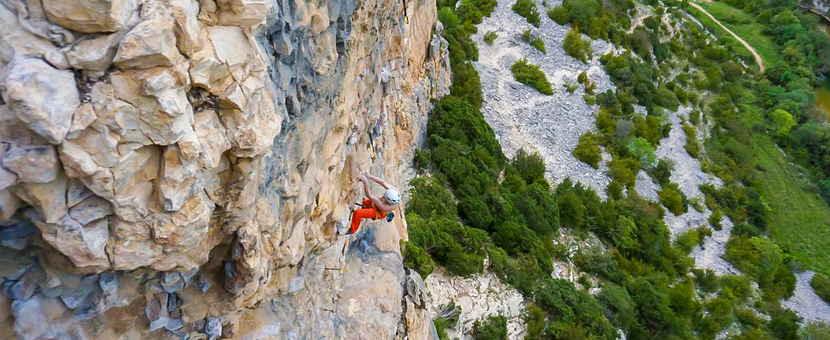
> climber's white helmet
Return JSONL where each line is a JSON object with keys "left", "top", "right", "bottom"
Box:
{"left": 384, "top": 189, "right": 401, "bottom": 205}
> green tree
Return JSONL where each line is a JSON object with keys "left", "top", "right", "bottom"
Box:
{"left": 626, "top": 137, "right": 657, "bottom": 167}
{"left": 812, "top": 273, "right": 830, "bottom": 304}
{"left": 472, "top": 315, "right": 508, "bottom": 340}
{"left": 512, "top": 0, "right": 541, "bottom": 27}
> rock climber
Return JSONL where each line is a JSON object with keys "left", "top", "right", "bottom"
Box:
{"left": 341, "top": 173, "right": 401, "bottom": 235}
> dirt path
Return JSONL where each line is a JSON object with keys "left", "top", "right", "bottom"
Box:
{"left": 690, "top": 2, "right": 765, "bottom": 73}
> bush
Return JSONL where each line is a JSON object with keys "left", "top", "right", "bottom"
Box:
{"left": 654, "top": 85, "right": 680, "bottom": 111}
{"left": 608, "top": 157, "right": 639, "bottom": 189}
{"left": 682, "top": 123, "right": 701, "bottom": 159}
{"left": 402, "top": 241, "right": 435, "bottom": 277}
{"left": 484, "top": 31, "right": 498, "bottom": 45}
{"left": 659, "top": 183, "right": 688, "bottom": 215}
{"left": 548, "top": 6, "right": 569, "bottom": 25}
{"left": 522, "top": 29, "right": 546, "bottom": 53}
{"left": 800, "top": 322, "right": 830, "bottom": 340}
{"left": 709, "top": 210, "right": 723, "bottom": 230}
{"left": 812, "top": 273, "right": 830, "bottom": 304}
{"left": 472, "top": 315, "right": 508, "bottom": 340}
{"left": 564, "top": 82, "right": 578, "bottom": 93}
{"left": 512, "top": 0, "right": 541, "bottom": 27}
{"left": 407, "top": 213, "right": 488, "bottom": 277}
{"left": 563, "top": 28, "right": 592, "bottom": 63}
{"left": 574, "top": 132, "right": 602, "bottom": 168}
{"left": 511, "top": 59, "right": 553, "bottom": 95}
{"left": 626, "top": 137, "right": 657, "bottom": 167}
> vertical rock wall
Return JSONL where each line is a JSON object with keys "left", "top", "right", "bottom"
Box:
{"left": 0, "top": 0, "right": 450, "bottom": 338}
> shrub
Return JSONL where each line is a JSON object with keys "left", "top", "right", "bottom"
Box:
{"left": 626, "top": 137, "right": 657, "bottom": 167}
{"left": 769, "top": 109, "right": 795, "bottom": 137}
{"left": 584, "top": 94, "right": 596, "bottom": 106}
{"left": 402, "top": 241, "right": 435, "bottom": 277}
{"left": 647, "top": 159, "right": 673, "bottom": 186}
{"left": 709, "top": 210, "right": 723, "bottom": 230}
{"left": 522, "top": 29, "right": 546, "bottom": 53}
{"left": 659, "top": 183, "right": 688, "bottom": 215}
{"left": 800, "top": 322, "right": 830, "bottom": 340}
{"left": 564, "top": 82, "right": 578, "bottom": 93}
{"left": 812, "top": 273, "right": 830, "bottom": 304}
{"left": 472, "top": 315, "right": 508, "bottom": 340}
{"left": 512, "top": 0, "right": 541, "bottom": 27}
{"left": 682, "top": 123, "right": 701, "bottom": 159}
{"left": 769, "top": 310, "right": 802, "bottom": 340}
{"left": 484, "top": 31, "right": 498, "bottom": 45}
{"left": 511, "top": 59, "right": 553, "bottom": 95}
{"left": 548, "top": 6, "right": 569, "bottom": 25}
{"left": 563, "top": 28, "right": 592, "bottom": 63}
{"left": 407, "top": 176, "right": 457, "bottom": 219}
{"left": 655, "top": 85, "right": 680, "bottom": 111}
{"left": 608, "top": 158, "right": 639, "bottom": 188}
{"left": 406, "top": 213, "right": 488, "bottom": 277}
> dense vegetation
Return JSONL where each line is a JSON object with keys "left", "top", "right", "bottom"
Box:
{"left": 512, "top": 0, "right": 541, "bottom": 27}
{"left": 563, "top": 28, "right": 592, "bottom": 63}
{"left": 404, "top": 0, "right": 830, "bottom": 338}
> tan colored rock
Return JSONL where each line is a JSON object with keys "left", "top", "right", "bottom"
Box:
{"left": 194, "top": 110, "right": 232, "bottom": 168}
{"left": 42, "top": 0, "right": 138, "bottom": 33}
{"left": 89, "top": 82, "right": 153, "bottom": 145}
{"left": 0, "top": 143, "right": 18, "bottom": 190}
{"left": 110, "top": 218, "right": 162, "bottom": 270}
{"left": 111, "top": 146, "right": 160, "bottom": 200}
{"left": 66, "top": 31, "right": 126, "bottom": 70}
{"left": 207, "top": 26, "right": 253, "bottom": 81}
{"left": 217, "top": 0, "right": 270, "bottom": 26}
{"left": 309, "top": 32, "right": 337, "bottom": 75}
{"left": 295, "top": 0, "right": 330, "bottom": 34}
{"left": 151, "top": 192, "right": 213, "bottom": 249}
{"left": 158, "top": 145, "right": 203, "bottom": 211}
{"left": 3, "top": 57, "right": 80, "bottom": 144}
{"left": 1, "top": 145, "right": 61, "bottom": 183}
{"left": 0, "top": 190, "right": 24, "bottom": 221}
{"left": 31, "top": 213, "right": 110, "bottom": 270}
{"left": 0, "top": 4, "right": 70, "bottom": 69}
{"left": 113, "top": 14, "right": 184, "bottom": 70}
{"left": 11, "top": 173, "right": 68, "bottom": 224}
{"left": 220, "top": 91, "right": 281, "bottom": 157}
{"left": 69, "top": 196, "right": 113, "bottom": 225}
{"left": 58, "top": 142, "right": 99, "bottom": 178}
{"left": 171, "top": 0, "right": 204, "bottom": 56}
{"left": 189, "top": 43, "right": 233, "bottom": 94}
{"left": 67, "top": 104, "right": 97, "bottom": 139}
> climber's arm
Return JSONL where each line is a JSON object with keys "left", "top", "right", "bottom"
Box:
{"left": 364, "top": 173, "right": 398, "bottom": 192}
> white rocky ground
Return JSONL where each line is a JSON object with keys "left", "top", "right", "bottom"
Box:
{"left": 425, "top": 267, "right": 526, "bottom": 339}
{"left": 474, "top": 0, "right": 617, "bottom": 195}
{"left": 783, "top": 271, "right": 830, "bottom": 323}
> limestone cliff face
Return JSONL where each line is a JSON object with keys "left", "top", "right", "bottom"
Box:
{"left": 0, "top": 0, "right": 449, "bottom": 338}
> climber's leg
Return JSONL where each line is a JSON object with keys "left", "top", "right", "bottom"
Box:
{"left": 350, "top": 207, "right": 378, "bottom": 233}
{"left": 361, "top": 199, "right": 374, "bottom": 209}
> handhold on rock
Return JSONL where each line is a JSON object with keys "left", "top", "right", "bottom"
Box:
{"left": 145, "top": 293, "right": 170, "bottom": 332}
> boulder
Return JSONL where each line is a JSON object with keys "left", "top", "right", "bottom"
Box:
{"left": 1, "top": 145, "right": 61, "bottom": 183}
{"left": 66, "top": 31, "right": 126, "bottom": 70}
{"left": 113, "top": 14, "right": 184, "bottom": 70}
{"left": 2, "top": 57, "right": 80, "bottom": 144}
{"left": 0, "top": 4, "right": 70, "bottom": 69}
{"left": 41, "top": 0, "right": 138, "bottom": 33}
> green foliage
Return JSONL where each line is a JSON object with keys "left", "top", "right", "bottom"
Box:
{"left": 472, "top": 315, "right": 508, "bottom": 340}
{"left": 522, "top": 29, "right": 546, "bottom": 53}
{"left": 675, "top": 226, "right": 710, "bottom": 253}
{"left": 512, "top": 0, "right": 541, "bottom": 27}
{"left": 626, "top": 137, "right": 657, "bottom": 167}
{"left": 564, "top": 82, "right": 578, "bottom": 93}
{"left": 434, "top": 317, "right": 451, "bottom": 340}
{"left": 407, "top": 213, "right": 488, "bottom": 276}
{"left": 402, "top": 241, "right": 435, "bottom": 277}
{"left": 563, "top": 28, "right": 592, "bottom": 63}
{"left": 548, "top": 6, "right": 569, "bottom": 25}
{"left": 659, "top": 183, "right": 688, "bottom": 215}
{"left": 414, "top": 149, "right": 432, "bottom": 170}
{"left": 800, "top": 322, "right": 830, "bottom": 340}
{"left": 534, "top": 278, "right": 618, "bottom": 339}
{"left": 608, "top": 157, "right": 639, "bottom": 189}
{"left": 574, "top": 132, "right": 602, "bottom": 168}
{"left": 654, "top": 85, "right": 680, "bottom": 111}
{"left": 484, "top": 31, "right": 498, "bottom": 45}
{"left": 523, "top": 304, "right": 547, "bottom": 340}
{"left": 510, "top": 59, "right": 553, "bottom": 95}
{"left": 812, "top": 273, "right": 830, "bottom": 305}
{"left": 709, "top": 209, "right": 723, "bottom": 230}
{"left": 769, "top": 310, "right": 802, "bottom": 340}
{"left": 769, "top": 109, "right": 795, "bottom": 137}
{"left": 682, "top": 123, "right": 701, "bottom": 159}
